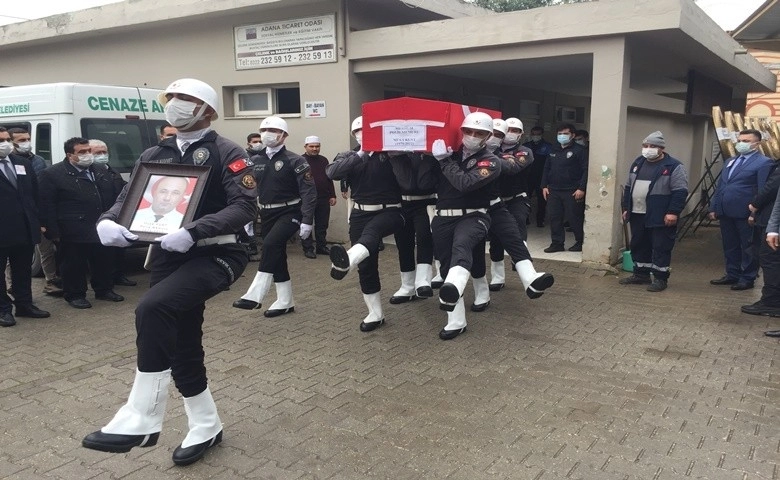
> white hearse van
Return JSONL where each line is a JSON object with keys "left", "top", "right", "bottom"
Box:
{"left": 0, "top": 83, "right": 167, "bottom": 274}
{"left": 0, "top": 83, "right": 167, "bottom": 175}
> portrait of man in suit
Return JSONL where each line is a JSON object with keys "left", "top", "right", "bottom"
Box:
{"left": 130, "top": 175, "right": 191, "bottom": 235}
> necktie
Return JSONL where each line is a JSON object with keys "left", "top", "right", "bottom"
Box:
{"left": 181, "top": 142, "right": 190, "bottom": 154}
{"left": 154, "top": 215, "right": 164, "bottom": 222}
{"left": 729, "top": 156, "right": 744, "bottom": 179}
{"left": 1, "top": 159, "right": 17, "bottom": 188}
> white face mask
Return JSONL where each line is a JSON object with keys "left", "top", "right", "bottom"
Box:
{"left": 462, "top": 135, "right": 485, "bottom": 151}
{"left": 261, "top": 131, "right": 282, "bottom": 148}
{"left": 641, "top": 147, "right": 660, "bottom": 159}
{"left": 15, "top": 141, "right": 32, "bottom": 154}
{"left": 75, "top": 153, "right": 94, "bottom": 167}
{"left": 503, "top": 132, "right": 520, "bottom": 145}
{"left": 93, "top": 153, "right": 109, "bottom": 164}
{"left": 530, "top": 135, "right": 542, "bottom": 143}
{"left": 0, "top": 141, "right": 13, "bottom": 158}
{"left": 353, "top": 131, "right": 363, "bottom": 146}
{"left": 164, "top": 98, "right": 207, "bottom": 129}
{"left": 485, "top": 136, "right": 502, "bottom": 151}
{"left": 248, "top": 143, "right": 264, "bottom": 152}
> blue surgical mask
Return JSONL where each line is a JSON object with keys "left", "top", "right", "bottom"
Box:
{"left": 735, "top": 141, "right": 754, "bottom": 154}
{"left": 557, "top": 134, "right": 571, "bottom": 145}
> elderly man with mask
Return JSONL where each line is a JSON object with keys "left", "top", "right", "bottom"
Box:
{"left": 90, "top": 139, "right": 136, "bottom": 288}
{"left": 619, "top": 131, "right": 688, "bottom": 292}
{"left": 82, "top": 78, "right": 258, "bottom": 467}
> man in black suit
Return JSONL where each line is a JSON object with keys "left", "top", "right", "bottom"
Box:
{"left": 0, "top": 127, "right": 50, "bottom": 326}
{"left": 38, "top": 137, "right": 125, "bottom": 309}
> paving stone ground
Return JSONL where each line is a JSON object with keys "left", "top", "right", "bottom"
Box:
{"left": 1, "top": 225, "right": 779, "bottom": 479}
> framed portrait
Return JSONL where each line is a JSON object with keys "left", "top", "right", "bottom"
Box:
{"left": 117, "top": 163, "right": 210, "bottom": 242}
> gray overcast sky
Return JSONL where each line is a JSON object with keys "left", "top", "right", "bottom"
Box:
{"left": 0, "top": 0, "right": 763, "bottom": 30}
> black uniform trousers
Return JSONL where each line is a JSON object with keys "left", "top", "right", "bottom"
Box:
{"left": 393, "top": 200, "right": 435, "bottom": 272}
{"left": 534, "top": 186, "right": 547, "bottom": 226}
{"left": 489, "top": 196, "right": 531, "bottom": 262}
{"left": 628, "top": 213, "right": 676, "bottom": 280}
{"left": 470, "top": 240, "right": 487, "bottom": 278}
{"left": 756, "top": 227, "right": 780, "bottom": 307}
{"left": 58, "top": 241, "right": 114, "bottom": 301}
{"left": 257, "top": 205, "right": 302, "bottom": 283}
{"left": 137, "top": 243, "right": 248, "bottom": 397}
{"left": 488, "top": 205, "right": 533, "bottom": 264}
{"left": 431, "top": 212, "right": 491, "bottom": 281}
{"left": 547, "top": 188, "right": 585, "bottom": 246}
{"left": 0, "top": 244, "right": 34, "bottom": 312}
{"left": 301, "top": 198, "right": 331, "bottom": 252}
{"left": 349, "top": 208, "right": 405, "bottom": 294}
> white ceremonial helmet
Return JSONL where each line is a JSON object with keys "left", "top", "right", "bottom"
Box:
{"left": 351, "top": 116, "right": 363, "bottom": 134}
{"left": 259, "top": 116, "right": 288, "bottom": 133}
{"left": 493, "top": 119, "right": 509, "bottom": 135}
{"left": 157, "top": 78, "right": 219, "bottom": 120}
{"left": 460, "top": 112, "right": 494, "bottom": 134}
{"left": 506, "top": 117, "right": 524, "bottom": 131}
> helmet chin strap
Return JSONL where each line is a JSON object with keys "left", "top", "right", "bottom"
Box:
{"left": 180, "top": 103, "right": 209, "bottom": 131}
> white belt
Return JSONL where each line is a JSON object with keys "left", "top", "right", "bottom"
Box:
{"left": 436, "top": 208, "right": 488, "bottom": 217}
{"left": 196, "top": 234, "right": 237, "bottom": 247}
{"left": 402, "top": 194, "right": 437, "bottom": 201}
{"left": 353, "top": 203, "right": 402, "bottom": 212}
{"left": 260, "top": 198, "right": 301, "bottom": 209}
{"left": 501, "top": 192, "right": 527, "bottom": 202}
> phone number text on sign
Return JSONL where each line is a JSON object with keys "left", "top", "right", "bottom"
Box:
{"left": 235, "top": 14, "right": 337, "bottom": 70}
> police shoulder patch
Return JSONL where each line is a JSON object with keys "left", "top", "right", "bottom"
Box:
{"left": 479, "top": 168, "right": 490, "bottom": 177}
{"left": 294, "top": 162, "right": 310, "bottom": 174}
{"left": 228, "top": 158, "right": 250, "bottom": 173}
{"left": 241, "top": 173, "right": 257, "bottom": 189}
{"left": 304, "top": 171, "right": 314, "bottom": 181}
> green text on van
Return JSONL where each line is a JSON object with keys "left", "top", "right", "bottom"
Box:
{"left": 87, "top": 96, "right": 164, "bottom": 113}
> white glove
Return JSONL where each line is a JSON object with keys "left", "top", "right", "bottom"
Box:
{"left": 299, "top": 223, "right": 313, "bottom": 240}
{"left": 432, "top": 139, "right": 453, "bottom": 161}
{"left": 96, "top": 219, "right": 138, "bottom": 247}
{"left": 155, "top": 228, "right": 195, "bottom": 253}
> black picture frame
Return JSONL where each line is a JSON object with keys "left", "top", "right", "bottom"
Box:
{"left": 116, "top": 163, "right": 210, "bottom": 242}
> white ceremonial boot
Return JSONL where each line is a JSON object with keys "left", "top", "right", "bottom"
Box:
{"left": 82, "top": 369, "right": 171, "bottom": 453}
{"left": 489, "top": 260, "right": 506, "bottom": 291}
{"left": 431, "top": 260, "right": 444, "bottom": 289}
{"left": 360, "top": 292, "right": 385, "bottom": 332}
{"left": 415, "top": 263, "right": 433, "bottom": 298}
{"left": 471, "top": 276, "right": 491, "bottom": 312}
{"left": 171, "top": 387, "right": 223, "bottom": 466}
{"left": 390, "top": 271, "right": 416, "bottom": 304}
{"left": 264, "top": 280, "right": 295, "bottom": 317}
{"left": 516, "top": 259, "right": 555, "bottom": 299}
{"left": 233, "top": 271, "right": 274, "bottom": 309}
{"left": 439, "top": 298, "right": 467, "bottom": 340}
{"left": 439, "top": 265, "right": 471, "bottom": 312}
{"left": 330, "top": 243, "right": 370, "bottom": 280}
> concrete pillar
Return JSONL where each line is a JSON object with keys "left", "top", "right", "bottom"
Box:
{"left": 583, "top": 37, "right": 630, "bottom": 266}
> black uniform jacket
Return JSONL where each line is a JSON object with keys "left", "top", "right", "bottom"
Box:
{"left": 417, "top": 147, "right": 502, "bottom": 210}
{"left": 326, "top": 151, "right": 413, "bottom": 205}
{"left": 101, "top": 130, "right": 257, "bottom": 241}
{"left": 0, "top": 154, "right": 40, "bottom": 247}
{"left": 253, "top": 145, "right": 317, "bottom": 225}
{"left": 495, "top": 144, "right": 535, "bottom": 197}
{"left": 38, "top": 160, "right": 121, "bottom": 243}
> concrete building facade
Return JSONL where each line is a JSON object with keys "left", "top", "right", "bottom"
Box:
{"left": 1, "top": 0, "right": 775, "bottom": 266}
